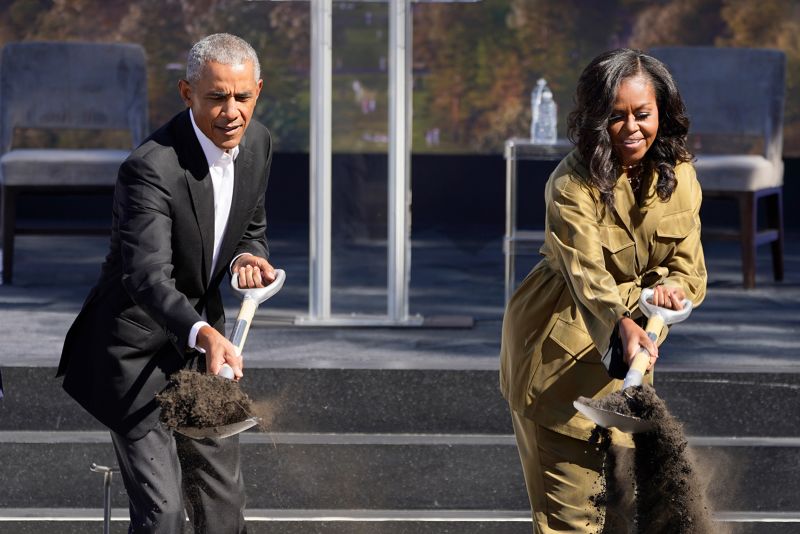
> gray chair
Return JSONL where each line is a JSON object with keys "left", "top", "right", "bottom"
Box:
{"left": 650, "top": 46, "right": 785, "bottom": 289}
{"left": 0, "top": 41, "right": 148, "bottom": 284}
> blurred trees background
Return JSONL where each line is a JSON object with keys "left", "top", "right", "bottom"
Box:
{"left": 0, "top": 0, "right": 797, "bottom": 155}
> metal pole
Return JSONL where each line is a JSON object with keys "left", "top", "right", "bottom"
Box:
{"left": 308, "top": 0, "right": 333, "bottom": 320}
{"left": 388, "top": 0, "right": 412, "bottom": 322}
{"left": 91, "top": 463, "right": 117, "bottom": 534}
{"left": 103, "top": 471, "right": 113, "bottom": 534}
{"left": 504, "top": 142, "right": 517, "bottom": 304}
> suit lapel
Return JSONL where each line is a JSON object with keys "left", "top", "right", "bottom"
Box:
{"left": 176, "top": 111, "right": 215, "bottom": 286}
{"left": 186, "top": 173, "right": 215, "bottom": 286}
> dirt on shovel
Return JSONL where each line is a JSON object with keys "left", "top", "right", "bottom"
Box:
{"left": 157, "top": 369, "right": 255, "bottom": 430}
{"left": 586, "top": 385, "right": 720, "bottom": 534}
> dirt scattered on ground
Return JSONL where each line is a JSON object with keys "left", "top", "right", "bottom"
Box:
{"left": 157, "top": 369, "right": 254, "bottom": 429}
{"left": 585, "top": 385, "right": 719, "bottom": 534}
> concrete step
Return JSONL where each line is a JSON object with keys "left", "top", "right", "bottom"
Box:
{"left": 2, "top": 510, "right": 799, "bottom": 534}
{"left": 0, "top": 513, "right": 532, "bottom": 534}
{"left": 1, "top": 432, "right": 798, "bottom": 513}
{"left": 2, "top": 367, "right": 799, "bottom": 437}
{"left": 3, "top": 366, "right": 798, "bottom": 532}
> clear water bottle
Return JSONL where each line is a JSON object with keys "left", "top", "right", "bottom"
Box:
{"left": 531, "top": 79, "right": 557, "bottom": 144}
{"left": 530, "top": 78, "right": 546, "bottom": 140}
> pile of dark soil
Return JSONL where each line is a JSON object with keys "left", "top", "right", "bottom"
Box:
{"left": 157, "top": 369, "right": 254, "bottom": 429}
{"left": 586, "top": 385, "right": 716, "bottom": 534}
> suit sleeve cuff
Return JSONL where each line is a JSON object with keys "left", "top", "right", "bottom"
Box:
{"left": 230, "top": 253, "right": 253, "bottom": 276}
{"left": 188, "top": 321, "right": 210, "bottom": 352}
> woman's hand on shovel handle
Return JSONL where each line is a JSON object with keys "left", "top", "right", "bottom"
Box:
{"left": 232, "top": 254, "right": 276, "bottom": 289}
{"left": 196, "top": 325, "right": 244, "bottom": 380}
{"left": 619, "top": 317, "right": 658, "bottom": 371}
{"left": 650, "top": 285, "right": 686, "bottom": 310}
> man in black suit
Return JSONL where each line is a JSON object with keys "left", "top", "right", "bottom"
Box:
{"left": 57, "top": 33, "right": 275, "bottom": 533}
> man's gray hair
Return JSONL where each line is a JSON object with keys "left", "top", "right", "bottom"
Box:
{"left": 186, "top": 33, "right": 261, "bottom": 83}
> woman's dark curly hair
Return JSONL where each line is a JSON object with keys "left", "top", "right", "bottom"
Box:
{"left": 567, "top": 48, "right": 692, "bottom": 207}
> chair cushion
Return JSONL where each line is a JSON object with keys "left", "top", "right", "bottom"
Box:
{"left": 0, "top": 148, "right": 129, "bottom": 187}
{"left": 692, "top": 154, "right": 783, "bottom": 192}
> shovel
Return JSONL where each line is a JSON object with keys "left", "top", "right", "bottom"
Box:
{"left": 572, "top": 287, "right": 692, "bottom": 433}
{"left": 176, "top": 268, "right": 286, "bottom": 439}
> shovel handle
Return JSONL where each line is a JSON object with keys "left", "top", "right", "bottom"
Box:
{"left": 230, "top": 296, "right": 258, "bottom": 356}
{"left": 622, "top": 313, "right": 665, "bottom": 389}
{"left": 217, "top": 270, "right": 286, "bottom": 380}
{"left": 217, "top": 297, "right": 257, "bottom": 380}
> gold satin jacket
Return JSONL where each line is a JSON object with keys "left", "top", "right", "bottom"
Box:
{"left": 499, "top": 149, "right": 707, "bottom": 441}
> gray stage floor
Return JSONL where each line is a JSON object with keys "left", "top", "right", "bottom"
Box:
{"left": 1, "top": 226, "right": 798, "bottom": 372}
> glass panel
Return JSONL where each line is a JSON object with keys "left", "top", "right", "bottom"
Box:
{"left": 331, "top": 1, "right": 390, "bottom": 315}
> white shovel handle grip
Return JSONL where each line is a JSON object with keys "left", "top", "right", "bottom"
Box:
{"left": 218, "top": 364, "right": 235, "bottom": 380}
{"left": 639, "top": 287, "right": 692, "bottom": 324}
{"left": 230, "top": 269, "right": 286, "bottom": 304}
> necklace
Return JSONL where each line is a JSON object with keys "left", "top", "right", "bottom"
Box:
{"left": 622, "top": 162, "right": 643, "bottom": 192}
{"left": 628, "top": 174, "right": 641, "bottom": 192}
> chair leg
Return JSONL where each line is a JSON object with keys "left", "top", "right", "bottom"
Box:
{"left": 766, "top": 189, "right": 784, "bottom": 282}
{"left": 737, "top": 192, "right": 757, "bottom": 289}
{"left": 1, "top": 187, "right": 17, "bottom": 285}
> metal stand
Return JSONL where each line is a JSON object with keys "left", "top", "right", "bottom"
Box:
{"left": 503, "top": 138, "right": 571, "bottom": 304}
{"left": 386, "top": 0, "right": 413, "bottom": 325}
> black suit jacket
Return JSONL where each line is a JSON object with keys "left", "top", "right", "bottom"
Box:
{"left": 57, "top": 110, "right": 272, "bottom": 439}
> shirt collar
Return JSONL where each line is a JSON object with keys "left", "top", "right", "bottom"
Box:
{"left": 189, "top": 109, "right": 240, "bottom": 167}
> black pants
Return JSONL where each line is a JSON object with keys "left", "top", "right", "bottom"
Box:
{"left": 110, "top": 424, "right": 247, "bottom": 534}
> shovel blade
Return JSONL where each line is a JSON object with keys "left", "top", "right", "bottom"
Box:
{"left": 573, "top": 399, "right": 654, "bottom": 434}
{"left": 175, "top": 417, "right": 260, "bottom": 440}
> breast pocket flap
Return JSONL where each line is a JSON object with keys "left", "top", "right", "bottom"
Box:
{"left": 599, "top": 226, "right": 634, "bottom": 254}
{"left": 549, "top": 318, "right": 594, "bottom": 357}
{"left": 656, "top": 209, "right": 696, "bottom": 239}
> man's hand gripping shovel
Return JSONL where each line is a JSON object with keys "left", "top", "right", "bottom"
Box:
{"left": 573, "top": 287, "right": 692, "bottom": 434}
{"left": 176, "top": 269, "right": 286, "bottom": 439}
